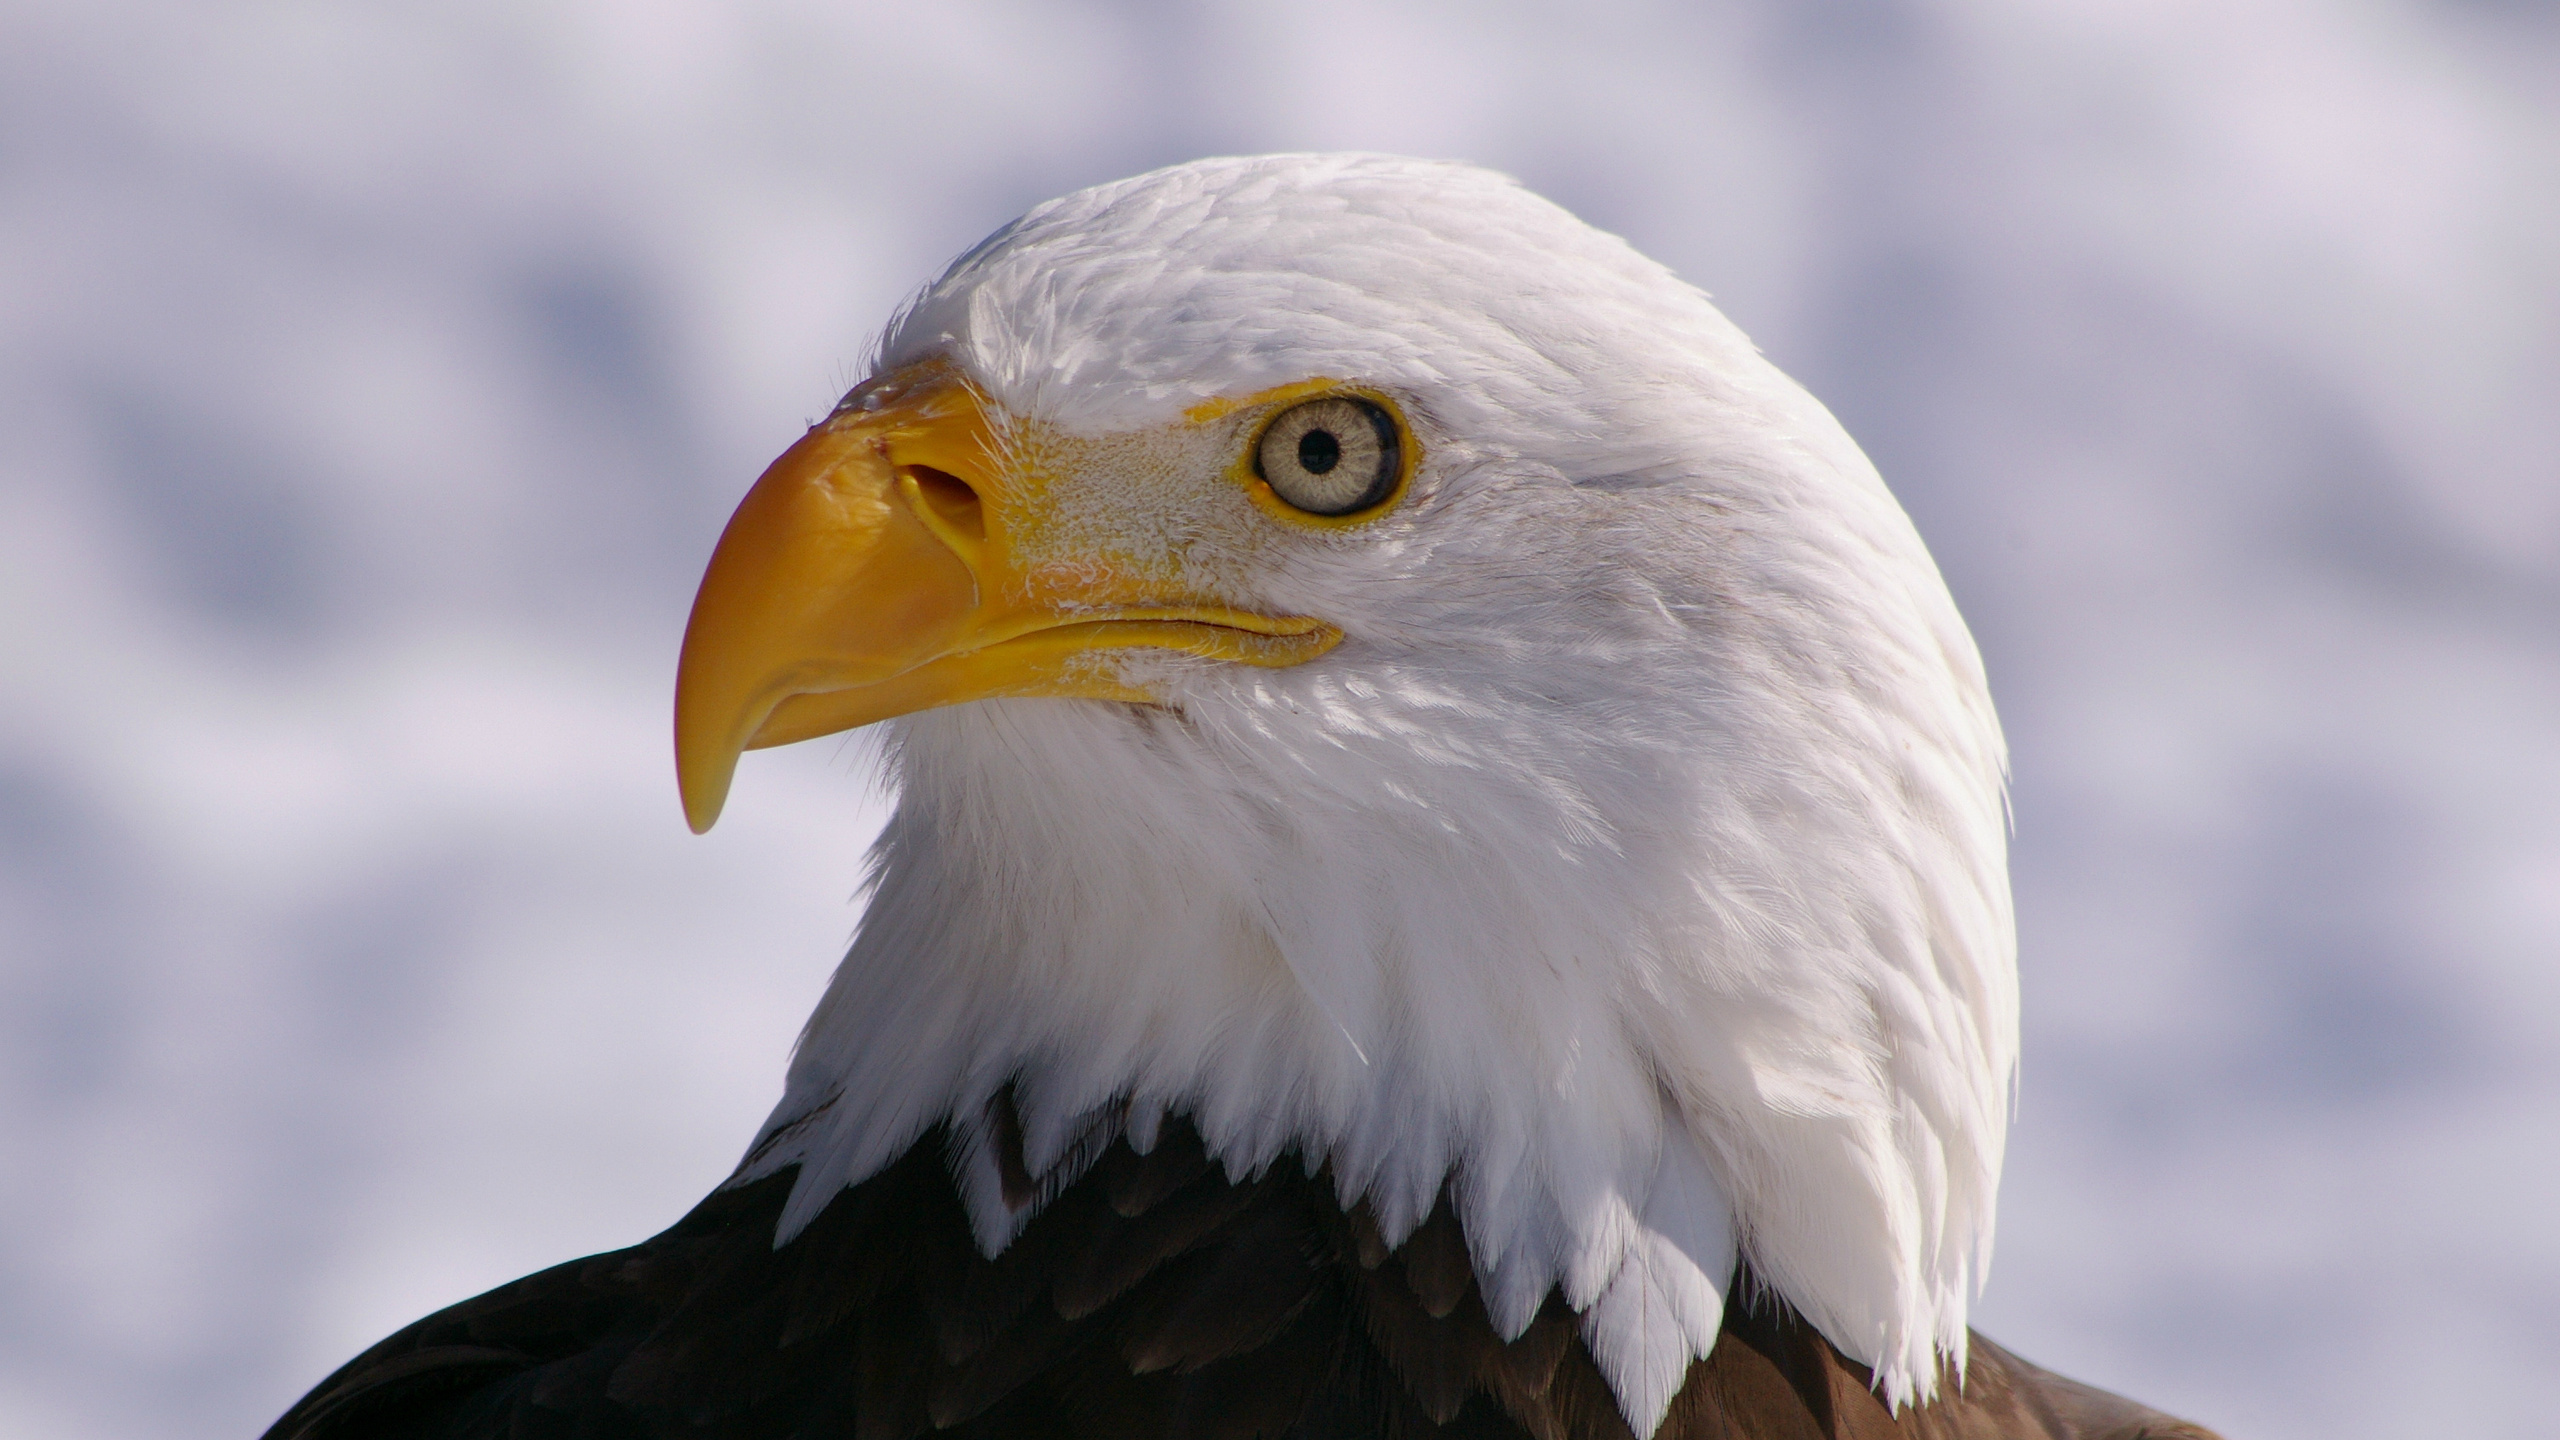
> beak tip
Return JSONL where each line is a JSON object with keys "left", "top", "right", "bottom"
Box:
{"left": 674, "top": 660, "right": 745, "bottom": 835}
{"left": 680, "top": 791, "right": 726, "bottom": 835}
{"left": 675, "top": 735, "right": 736, "bottom": 835}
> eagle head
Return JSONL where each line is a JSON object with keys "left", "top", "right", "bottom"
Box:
{"left": 674, "top": 153, "right": 2014, "bottom": 1431}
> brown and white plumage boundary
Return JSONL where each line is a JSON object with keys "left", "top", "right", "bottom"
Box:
{"left": 266, "top": 1104, "right": 2212, "bottom": 1440}
{"left": 268, "top": 153, "right": 2222, "bottom": 1438}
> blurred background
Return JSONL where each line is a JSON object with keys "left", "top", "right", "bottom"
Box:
{"left": 3, "top": 2, "right": 2555, "bottom": 1436}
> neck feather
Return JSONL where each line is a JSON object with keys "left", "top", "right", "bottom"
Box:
{"left": 736, "top": 622, "right": 2011, "bottom": 1430}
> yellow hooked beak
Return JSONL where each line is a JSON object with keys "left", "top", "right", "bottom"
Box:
{"left": 673, "top": 368, "right": 1340, "bottom": 832}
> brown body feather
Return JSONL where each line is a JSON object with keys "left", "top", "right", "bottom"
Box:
{"left": 266, "top": 1114, "right": 2214, "bottom": 1440}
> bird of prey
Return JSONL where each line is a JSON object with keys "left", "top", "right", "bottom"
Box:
{"left": 266, "top": 154, "right": 2217, "bottom": 1440}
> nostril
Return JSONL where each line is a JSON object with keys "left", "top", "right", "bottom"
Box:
{"left": 902, "top": 465, "right": 986, "bottom": 545}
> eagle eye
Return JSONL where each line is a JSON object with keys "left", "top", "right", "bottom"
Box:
{"left": 1254, "top": 396, "right": 1401, "bottom": 516}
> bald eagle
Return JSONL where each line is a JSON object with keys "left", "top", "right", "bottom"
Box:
{"left": 265, "top": 155, "right": 2216, "bottom": 1440}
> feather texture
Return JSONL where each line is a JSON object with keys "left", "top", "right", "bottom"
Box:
{"left": 266, "top": 154, "right": 2119, "bottom": 1436}
{"left": 752, "top": 155, "right": 2014, "bottom": 1417}
{"left": 264, "top": 1117, "right": 2212, "bottom": 1440}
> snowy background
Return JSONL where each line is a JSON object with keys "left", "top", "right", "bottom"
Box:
{"left": 3, "top": 3, "right": 2555, "bottom": 1437}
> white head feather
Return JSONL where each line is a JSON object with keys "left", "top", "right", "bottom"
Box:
{"left": 733, "top": 154, "right": 2016, "bottom": 1432}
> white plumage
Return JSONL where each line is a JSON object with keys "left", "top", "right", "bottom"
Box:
{"left": 730, "top": 153, "right": 2015, "bottom": 1436}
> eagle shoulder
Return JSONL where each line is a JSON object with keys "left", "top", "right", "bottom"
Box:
{"left": 265, "top": 1114, "right": 2213, "bottom": 1440}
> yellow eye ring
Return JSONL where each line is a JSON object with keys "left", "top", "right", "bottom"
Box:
{"left": 1236, "top": 389, "right": 1417, "bottom": 527}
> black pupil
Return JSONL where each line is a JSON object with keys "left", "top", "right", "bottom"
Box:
{"left": 1296, "top": 428, "right": 1341, "bottom": 474}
